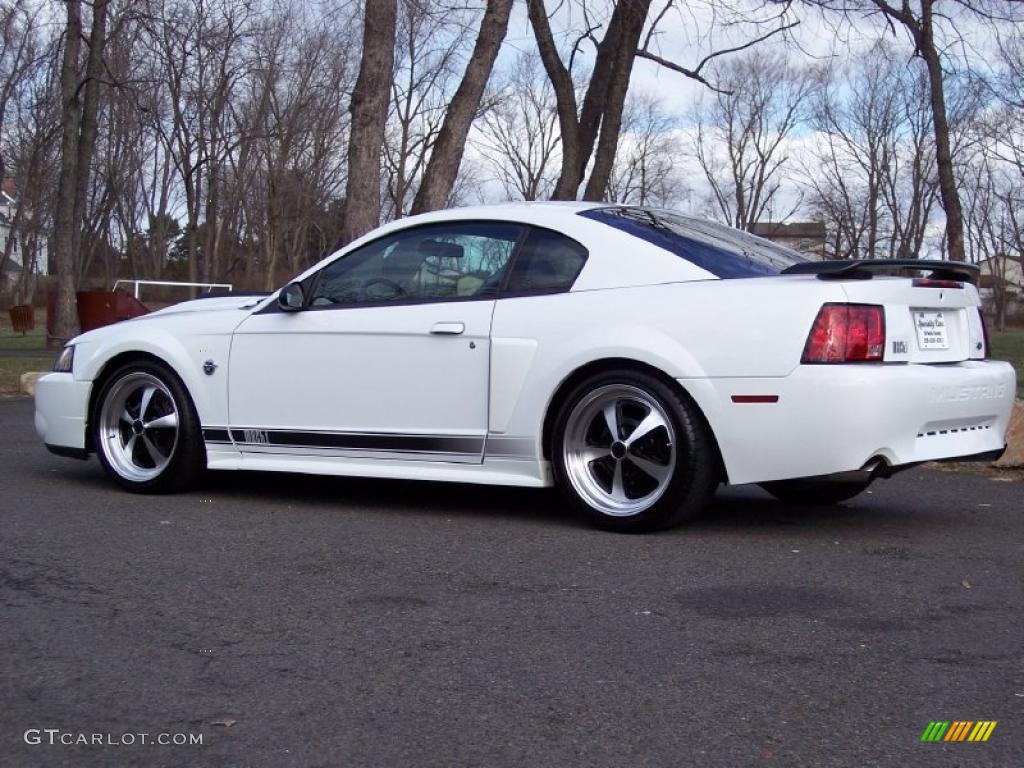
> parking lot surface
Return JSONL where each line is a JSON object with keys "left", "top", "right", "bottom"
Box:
{"left": 1, "top": 397, "right": 1021, "bottom": 767}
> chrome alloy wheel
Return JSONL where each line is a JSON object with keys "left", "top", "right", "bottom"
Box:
{"left": 98, "top": 372, "right": 180, "bottom": 483}
{"left": 562, "top": 384, "right": 677, "bottom": 516}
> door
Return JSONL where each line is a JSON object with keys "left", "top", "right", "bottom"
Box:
{"left": 228, "top": 220, "right": 524, "bottom": 463}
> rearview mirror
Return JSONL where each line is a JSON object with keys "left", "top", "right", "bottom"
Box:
{"left": 279, "top": 282, "right": 306, "bottom": 312}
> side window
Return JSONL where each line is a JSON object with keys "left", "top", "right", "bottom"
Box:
{"left": 504, "top": 228, "right": 587, "bottom": 295}
{"left": 309, "top": 221, "right": 523, "bottom": 307}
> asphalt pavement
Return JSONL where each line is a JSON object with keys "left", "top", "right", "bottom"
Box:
{"left": 1, "top": 396, "right": 1021, "bottom": 767}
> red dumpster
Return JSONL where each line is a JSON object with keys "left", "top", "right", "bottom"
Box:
{"left": 76, "top": 290, "right": 149, "bottom": 332}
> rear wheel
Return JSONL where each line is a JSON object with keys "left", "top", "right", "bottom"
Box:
{"left": 552, "top": 370, "right": 719, "bottom": 532}
{"left": 759, "top": 478, "right": 872, "bottom": 506}
{"left": 92, "top": 360, "right": 205, "bottom": 493}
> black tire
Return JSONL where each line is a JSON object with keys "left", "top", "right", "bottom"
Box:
{"left": 759, "top": 478, "right": 872, "bottom": 506}
{"left": 91, "top": 359, "right": 206, "bottom": 493}
{"left": 551, "top": 369, "right": 720, "bottom": 533}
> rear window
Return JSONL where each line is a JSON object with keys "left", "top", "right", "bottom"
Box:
{"left": 579, "top": 206, "right": 808, "bottom": 278}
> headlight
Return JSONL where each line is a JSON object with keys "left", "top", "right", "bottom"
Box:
{"left": 53, "top": 345, "right": 75, "bottom": 373}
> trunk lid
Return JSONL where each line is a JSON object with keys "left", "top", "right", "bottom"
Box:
{"left": 837, "top": 277, "right": 985, "bottom": 363}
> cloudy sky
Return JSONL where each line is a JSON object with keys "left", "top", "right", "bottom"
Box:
{"left": 464, "top": 0, "right": 1007, "bottom": 245}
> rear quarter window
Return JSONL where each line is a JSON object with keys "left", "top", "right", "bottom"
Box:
{"left": 503, "top": 227, "right": 588, "bottom": 295}
{"left": 579, "top": 206, "right": 808, "bottom": 278}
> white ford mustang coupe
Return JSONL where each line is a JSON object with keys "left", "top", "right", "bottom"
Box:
{"left": 36, "top": 203, "right": 1016, "bottom": 531}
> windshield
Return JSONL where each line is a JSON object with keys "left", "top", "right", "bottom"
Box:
{"left": 579, "top": 206, "right": 809, "bottom": 278}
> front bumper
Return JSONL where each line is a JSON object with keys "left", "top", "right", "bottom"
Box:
{"left": 34, "top": 373, "right": 92, "bottom": 454}
{"left": 682, "top": 360, "right": 1017, "bottom": 485}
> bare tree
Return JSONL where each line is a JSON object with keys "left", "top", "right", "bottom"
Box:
{"left": 381, "top": 0, "right": 464, "bottom": 221}
{"left": 140, "top": 0, "right": 257, "bottom": 294}
{"left": 527, "top": 0, "right": 653, "bottom": 201}
{"left": 796, "top": 0, "right": 1024, "bottom": 261}
{"left": 51, "top": 0, "right": 111, "bottom": 343}
{"left": 0, "top": 0, "right": 45, "bottom": 184}
{"left": 690, "top": 50, "right": 813, "bottom": 231}
{"left": 236, "top": 3, "right": 353, "bottom": 288}
{"left": 340, "top": 0, "right": 397, "bottom": 244}
{"left": 411, "top": 0, "right": 513, "bottom": 214}
{"left": 605, "top": 92, "right": 687, "bottom": 208}
{"left": 0, "top": 9, "right": 57, "bottom": 305}
{"left": 805, "top": 43, "right": 920, "bottom": 259}
{"left": 985, "top": 35, "right": 1024, "bottom": 185}
{"left": 803, "top": 40, "right": 981, "bottom": 261}
{"left": 473, "top": 51, "right": 560, "bottom": 201}
{"left": 961, "top": 151, "right": 1022, "bottom": 329}
{"left": 527, "top": 0, "right": 797, "bottom": 202}
{"left": 963, "top": 38, "right": 1024, "bottom": 327}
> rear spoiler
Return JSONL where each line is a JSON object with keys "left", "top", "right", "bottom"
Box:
{"left": 781, "top": 259, "right": 979, "bottom": 285}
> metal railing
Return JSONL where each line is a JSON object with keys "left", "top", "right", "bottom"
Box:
{"left": 111, "top": 279, "right": 233, "bottom": 300}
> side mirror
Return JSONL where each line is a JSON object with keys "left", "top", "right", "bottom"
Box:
{"left": 279, "top": 282, "right": 305, "bottom": 312}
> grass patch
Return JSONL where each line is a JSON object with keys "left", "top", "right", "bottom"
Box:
{"left": 0, "top": 327, "right": 47, "bottom": 351}
{"left": 990, "top": 329, "right": 1024, "bottom": 398}
{"left": 0, "top": 357, "right": 53, "bottom": 396}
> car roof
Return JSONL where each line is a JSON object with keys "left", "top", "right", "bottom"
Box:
{"left": 327, "top": 202, "right": 615, "bottom": 260}
{"left": 368, "top": 201, "right": 611, "bottom": 233}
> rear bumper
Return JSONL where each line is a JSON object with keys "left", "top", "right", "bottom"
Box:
{"left": 34, "top": 373, "right": 92, "bottom": 453}
{"left": 682, "top": 360, "right": 1016, "bottom": 485}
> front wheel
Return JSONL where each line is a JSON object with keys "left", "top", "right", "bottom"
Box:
{"left": 551, "top": 370, "right": 719, "bottom": 533}
{"left": 92, "top": 360, "right": 205, "bottom": 493}
{"left": 759, "top": 479, "right": 872, "bottom": 506}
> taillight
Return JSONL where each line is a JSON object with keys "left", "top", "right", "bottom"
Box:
{"left": 912, "top": 278, "right": 963, "bottom": 289}
{"left": 802, "top": 303, "right": 886, "bottom": 363}
{"left": 978, "top": 308, "right": 990, "bottom": 359}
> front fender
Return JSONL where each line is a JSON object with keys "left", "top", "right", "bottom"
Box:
{"left": 74, "top": 326, "right": 232, "bottom": 428}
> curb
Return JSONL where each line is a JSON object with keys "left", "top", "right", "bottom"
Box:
{"left": 19, "top": 371, "right": 45, "bottom": 397}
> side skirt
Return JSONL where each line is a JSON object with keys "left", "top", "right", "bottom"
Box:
{"left": 205, "top": 450, "right": 552, "bottom": 488}
{"left": 202, "top": 426, "right": 552, "bottom": 487}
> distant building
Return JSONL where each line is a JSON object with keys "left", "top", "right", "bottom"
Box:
{"left": 977, "top": 254, "right": 1023, "bottom": 298}
{"left": 750, "top": 221, "right": 827, "bottom": 259}
{"left": 0, "top": 177, "right": 49, "bottom": 289}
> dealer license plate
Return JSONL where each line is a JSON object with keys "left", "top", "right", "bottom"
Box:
{"left": 913, "top": 309, "right": 949, "bottom": 350}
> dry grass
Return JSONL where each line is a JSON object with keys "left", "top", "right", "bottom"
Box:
{"left": 990, "top": 328, "right": 1024, "bottom": 397}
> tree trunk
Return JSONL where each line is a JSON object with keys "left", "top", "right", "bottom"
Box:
{"left": 50, "top": 0, "right": 84, "bottom": 347}
{"left": 340, "top": 0, "right": 397, "bottom": 245}
{"left": 411, "top": 0, "right": 513, "bottom": 214}
{"left": 582, "top": 0, "right": 651, "bottom": 201}
{"left": 528, "top": 0, "right": 653, "bottom": 201}
{"left": 918, "top": 1, "right": 965, "bottom": 262}
{"left": 526, "top": 0, "right": 582, "bottom": 200}
{"left": 69, "top": 0, "right": 108, "bottom": 283}
{"left": 186, "top": 172, "right": 200, "bottom": 291}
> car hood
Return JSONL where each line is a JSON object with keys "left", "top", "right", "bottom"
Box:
{"left": 69, "top": 294, "right": 270, "bottom": 346}
{"left": 145, "top": 294, "right": 269, "bottom": 316}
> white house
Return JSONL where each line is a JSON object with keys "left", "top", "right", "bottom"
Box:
{"left": 0, "top": 177, "right": 49, "bottom": 285}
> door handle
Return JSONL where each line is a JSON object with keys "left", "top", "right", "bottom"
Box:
{"left": 430, "top": 322, "right": 465, "bottom": 335}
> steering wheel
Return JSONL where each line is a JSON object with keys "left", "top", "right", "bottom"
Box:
{"left": 362, "top": 277, "right": 408, "bottom": 301}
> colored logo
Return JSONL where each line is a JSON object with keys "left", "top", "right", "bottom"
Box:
{"left": 921, "top": 721, "right": 997, "bottom": 742}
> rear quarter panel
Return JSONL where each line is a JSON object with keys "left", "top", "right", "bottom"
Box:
{"left": 489, "top": 276, "right": 846, "bottom": 447}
